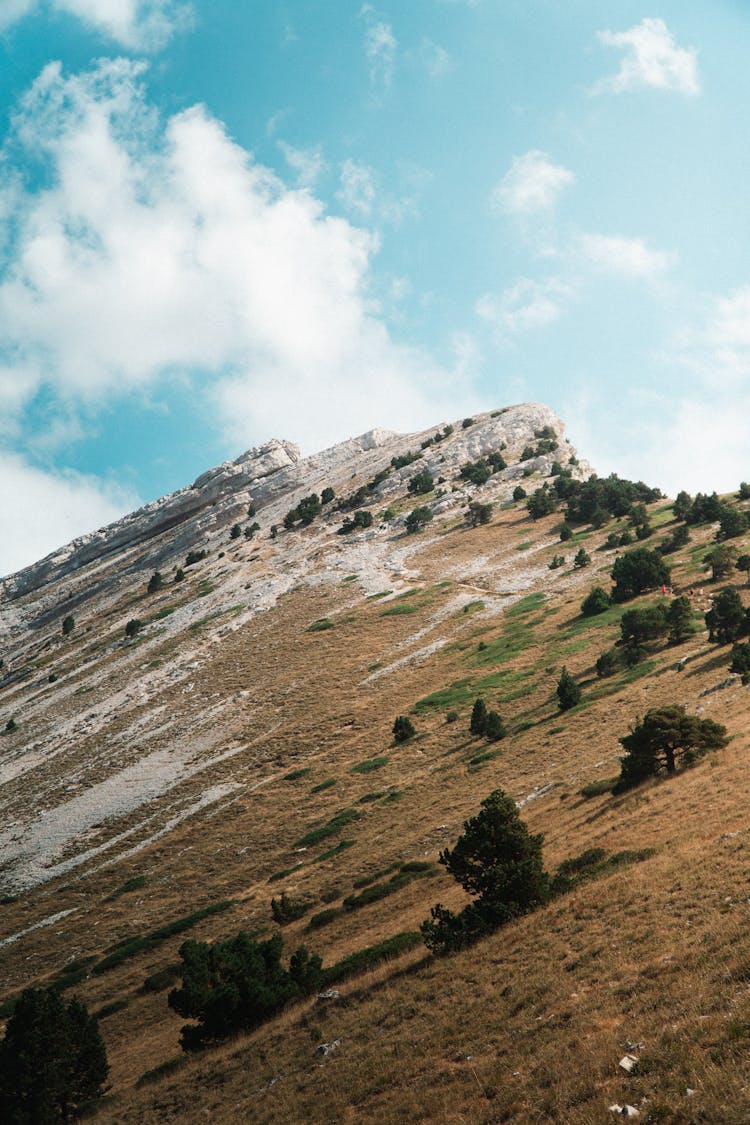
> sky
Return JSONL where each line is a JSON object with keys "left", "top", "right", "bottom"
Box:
{"left": 0, "top": 1, "right": 748, "bottom": 576}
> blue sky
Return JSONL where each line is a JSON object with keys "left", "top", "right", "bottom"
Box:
{"left": 0, "top": 0, "right": 748, "bottom": 574}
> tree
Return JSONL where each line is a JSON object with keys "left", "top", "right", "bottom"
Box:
{"left": 393, "top": 715, "right": 416, "bottom": 743}
{"left": 61, "top": 615, "right": 75, "bottom": 637}
{"left": 573, "top": 547, "right": 590, "bottom": 569}
{"left": 321, "top": 487, "right": 335, "bottom": 505}
{"left": 484, "top": 711, "right": 506, "bottom": 741}
{"left": 338, "top": 510, "right": 374, "bottom": 535}
{"left": 147, "top": 571, "right": 164, "bottom": 593}
{"left": 526, "top": 486, "right": 556, "bottom": 519}
{"left": 620, "top": 604, "right": 669, "bottom": 646}
{"left": 296, "top": 494, "right": 322, "bottom": 525}
{"left": 467, "top": 501, "right": 493, "bottom": 527}
{"left": 470, "top": 697, "right": 488, "bottom": 736}
{"left": 420, "top": 789, "right": 548, "bottom": 953}
{"left": 559, "top": 522, "right": 572, "bottom": 541}
{"left": 739, "top": 482, "right": 750, "bottom": 500}
{"left": 512, "top": 485, "right": 527, "bottom": 502}
{"left": 616, "top": 705, "right": 727, "bottom": 790}
{"left": 595, "top": 649, "right": 619, "bottom": 678}
{"left": 229, "top": 524, "right": 242, "bottom": 540}
{"left": 169, "top": 931, "right": 322, "bottom": 1050}
{"left": 705, "top": 587, "right": 746, "bottom": 644}
{"left": 556, "top": 667, "right": 581, "bottom": 710}
{"left": 667, "top": 595, "right": 695, "bottom": 645}
{"left": 408, "top": 469, "right": 434, "bottom": 496}
{"left": 736, "top": 555, "right": 750, "bottom": 586}
{"left": 611, "top": 547, "right": 670, "bottom": 602}
{"left": 672, "top": 490, "right": 692, "bottom": 520}
{"left": 0, "top": 988, "right": 108, "bottom": 1123}
{"left": 730, "top": 642, "right": 750, "bottom": 684}
{"left": 125, "top": 619, "right": 142, "bottom": 638}
{"left": 581, "top": 587, "right": 610, "bottom": 616}
{"left": 716, "top": 507, "right": 749, "bottom": 540}
{"left": 405, "top": 506, "right": 433, "bottom": 534}
{"left": 174, "top": 568, "right": 185, "bottom": 583}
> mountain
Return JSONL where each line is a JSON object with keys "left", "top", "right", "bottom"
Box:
{"left": 0, "top": 403, "right": 748, "bottom": 1124}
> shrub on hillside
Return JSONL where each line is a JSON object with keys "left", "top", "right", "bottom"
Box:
{"left": 556, "top": 667, "right": 581, "bottom": 711}
{"left": 615, "top": 705, "right": 727, "bottom": 791}
{"left": 393, "top": 716, "right": 416, "bottom": 743}
{"left": 581, "top": 587, "right": 610, "bottom": 616}
{"left": 420, "top": 789, "right": 549, "bottom": 953}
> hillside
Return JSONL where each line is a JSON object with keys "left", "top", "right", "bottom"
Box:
{"left": 1, "top": 403, "right": 749, "bottom": 1124}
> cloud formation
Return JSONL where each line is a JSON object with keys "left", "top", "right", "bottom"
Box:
{"left": 359, "top": 4, "right": 397, "bottom": 93}
{"left": 0, "top": 452, "right": 136, "bottom": 576}
{"left": 0, "top": 0, "right": 191, "bottom": 49}
{"left": 491, "top": 151, "right": 575, "bottom": 216}
{"left": 476, "top": 278, "right": 571, "bottom": 338}
{"left": 580, "top": 233, "right": 674, "bottom": 278}
{"left": 0, "top": 59, "right": 477, "bottom": 458}
{"left": 595, "top": 18, "right": 699, "bottom": 97}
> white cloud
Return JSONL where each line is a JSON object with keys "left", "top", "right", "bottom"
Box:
{"left": 337, "top": 158, "right": 377, "bottom": 218}
{"left": 0, "top": 452, "right": 136, "bottom": 577}
{"left": 476, "top": 277, "right": 572, "bottom": 338}
{"left": 0, "top": 59, "right": 478, "bottom": 460}
{"left": 580, "top": 233, "right": 674, "bottom": 278}
{"left": 595, "top": 18, "right": 700, "bottom": 97}
{"left": 491, "top": 151, "right": 575, "bottom": 216}
{"left": 359, "top": 4, "right": 397, "bottom": 92}
{"left": 674, "top": 285, "right": 750, "bottom": 387}
{"left": 277, "top": 141, "right": 326, "bottom": 190}
{"left": 0, "top": 0, "right": 36, "bottom": 30}
{"left": 420, "top": 38, "right": 454, "bottom": 78}
{"left": 0, "top": 0, "right": 190, "bottom": 48}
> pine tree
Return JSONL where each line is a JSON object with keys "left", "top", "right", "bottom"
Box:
{"left": 470, "top": 697, "right": 488, "bottom": 736}
{"left": 556, "top": 667, "right": 581, "bottom": 711}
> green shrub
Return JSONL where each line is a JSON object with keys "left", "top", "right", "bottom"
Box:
{"left": 581, "top": 587, "right": 611, "bottom": 616}
{"left": 62, "top": 614, "right": 75, "bottom": 636}
{"left": 323, "top": 932, "right": 422, "bottom": 984}
{"left": 140, "top": 966, "right": 181, "bottom": 993}
{"left": 124, "top": 619, "right": 143, "bottom": 639}
{"left": 405, "top": 506, "right": 433, "bottom": 534}
{"left": 351, "top": 756, "right": 389, "bottom": 774}
{"left": 295, "top": 809, "right": 362, "bottom": 848}
{"left": 393, "top": 716, "right": 416, "bottom": 743}
{"left": 271, "top": 891, "right": 312, "bottom": 925}
{"left": 556, "top": 667, "right": 581, "bottom": 711}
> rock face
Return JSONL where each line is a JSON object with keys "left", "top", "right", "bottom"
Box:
{"left": 1, "top": 403, "right": 580, "bottom": 602}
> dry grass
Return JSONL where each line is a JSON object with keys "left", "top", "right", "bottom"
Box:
{"left": 1, "top": 485, "right": 749, "bottom": 1123}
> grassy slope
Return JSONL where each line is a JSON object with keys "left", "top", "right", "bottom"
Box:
{"left": 2, "top": 490, "right": 750, "bottom": 1124}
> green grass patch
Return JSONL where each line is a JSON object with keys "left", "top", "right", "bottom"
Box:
{"left": 314, "top": 839, "right": 356, "bottom": 863}
{"left": 107, "top": 874, "right": 147, "bottom": 900}
{"left": 506, "top": 592, "right": 546, "bottom": 617}
{"left": 91, "top": 901, "right": 232, "bottom": 975}
{"left": 380, "top": 603, "right": 421, "bottom": 616}
{"left": 551, "top": 846, "right": 656, "bottom": 896}
{"left": 295, "top": 809, "right": 363, "bottom": 849}
{"left": 516, "top": 541, "right": 533, "bottom": 551}
{"left": 307, "top": 618, "right": 335, "bottom": 632}
{"left": 351, "top": 756, "right": 389, "bottom": 774}
{"left": 268, "top": 863, "right": 303, "bottom": 883}
{"left": 343, "top": 575, "right": 359, "bottom": 583}
{"left": 367, "top": 590, "right": 392, "bottom": 600}
{"left": 310, "top": 778, "right": 337, "bottom": 794}
{"left": 579, "top": 777, "right": 617, "bottom": 799}
{"left": 467, "top": 747, "right": 504, "bottom": 768}
{"left": 412, "top": 668, "right": 534, "bottom": 714}
{"left": 283, "top": 767, "right": 312, "bottom": 781}
{"left": 367, "top": 662, "right": 383, "bottom": 672}
{"left": 323, "top": 931, "right": 423, "bottom": 985}
{"left": 459, "top": 600, "right": 485, "bottom": 616}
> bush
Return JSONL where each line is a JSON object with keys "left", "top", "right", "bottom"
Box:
{"left": 125, "top": 619, "right": 143, "bottom": 638}
{"left": 174, "top": 568, "right": 185, "bottom": 583}
{"left": 461, "top": 417, "right": 475, "bottom": 429}
{"left": 548, "top": 555, "right": 565, "bottom": 570}
{"left": 467, "top": 501, "right": 493, "bottom": 527}
{"left": 615, "top": 705, "right": 727, "bottom": 790}
{"left": 559, "top": 522, "right": 572, "bottom": 541}
{"left": 62, "top": 615, "right": 75, "bottom": 636}
{"left": 470, "top": 697, "right": 488, "bottom": 736}
{"left": 512, "top": 485, "right": 527, "bottom": 502}
{"left": 703, "top": 544, "right": 737, "bottom": 581}
{"left": 0, "top": 988, "right": 108, "bottom": 1122}
{"left": 556, "top": 667, "right": 581, "bottom": 711}
{"left": 527, "top": 487, "right": 556, "bottom": 519}
{"left": 420, "top": 789, "right": 548, "bottom": 953}
{"left": 581, "top": 587, "right": 610, "bottom": 616}
{"left": 405, "top": 507, "right": 433, "bottom": 534}
{"left": 484, "top": 711, "right": 506, "bottom": 742}
{"left": 408, "top": 470, "right": 434, "bottom": 496}
{"left": 271, "top": 892, "right": 311, "bottom": 925}
{"left": 185, "top": 549, "right": 207, "bottom": 566}
{"left": 573, "top": 548, "right": 590, "bottom": 569}
{"left": 338, "top": 510, "right": 373, "bottom": 535}
{"left": 321, "top": 487, "right": 335, "bottom": 504}
{"left": 147, "top": 571, "right": 164, "bottom": 594}
{"left": 393, "top": 716, "right": 416, "bottom": 743}
{"left": 168, "top": 932, "right": 322, "bottom": 1049}
{"left": 391, "top": 450, "right": 422, "bottom": 470}
{"left": 229, "top": 524, "right": 242, "bottom": 540}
